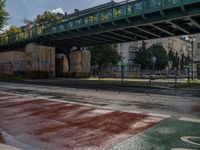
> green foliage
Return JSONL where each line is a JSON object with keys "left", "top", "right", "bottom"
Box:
{"left": 168, "top": 50, "right": 183, "bottom": 70}
{"left": 168, "top": 50, "right": 175, "bottom": 62}
{"left": 4, "top": 26, "right": 22, "bottom": 42}
{"left": 135, "top": 48, "right": 151, "bottom": 70}
{"left": 23, "top": 11, "right": 63, "bottom": 35}
{"left": 89, "top": 44, "right": 121, "bottom": 69}
{"left": 135, "top": 44, "right": 168, "bottom": 70}
{"left": 0, "top": 0, "right": 8, "bottom": 30}
{"left": 35, "top": 11, "right": 63, "bottom": 26}
{"left": 23, "top": 18, "right": 33, "bottom": 26}
{"left": 180, "top": 53, "right": 190, "bottom": 70}
{"left": 149, "top": 44, "right": 168, "bottom": 70}
{"left": 6, "top": 26, "right": 21, "bottom": 34}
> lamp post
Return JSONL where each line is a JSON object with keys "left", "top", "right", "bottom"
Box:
{"left": 152, "top": 56, "right": 156, "bottom": 71}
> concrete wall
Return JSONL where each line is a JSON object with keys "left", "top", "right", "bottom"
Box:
{"left": 0, "top": 51, "right": 26, "bottom": 76}
{"left": 0, "top": 45, "right": 91, "bottom": 79}
{"left": 26, "top": 43, "right": 55, "bottom": 78}
{"left": 63, "top": 54, "right": 69, "bottom": 73}
{"left": 69, "top": 50, "right": 91, "bottom": 78}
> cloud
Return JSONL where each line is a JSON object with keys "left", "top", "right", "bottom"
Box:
{"left": 0, "top": 25, "right": 10, "bottom": 33}
{"left": 3, "top": 25, "right": 10, "bottom": 31}
{"left": 51, "top": 7, "right": 65, "bottom": 14}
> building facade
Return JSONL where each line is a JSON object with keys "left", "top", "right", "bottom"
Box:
{"left": 117, "top": 36, "right": 192, "bottom": 73}
{"left": 191, "top": 34, "right": 200, "bottom": 78}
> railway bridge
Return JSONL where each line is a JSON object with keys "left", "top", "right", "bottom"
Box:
{"left": 0, "top": 0, "right": 200, "bottom": 51}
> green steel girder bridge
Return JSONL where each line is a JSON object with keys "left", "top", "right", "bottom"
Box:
{"left": 1, "top": 0, "right": 200, "bottom": 50}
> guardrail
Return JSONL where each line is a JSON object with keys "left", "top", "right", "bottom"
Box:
{"left": 0, "top": 0, "right": 198, "bottom": 46}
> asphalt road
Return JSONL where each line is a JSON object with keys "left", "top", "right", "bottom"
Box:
{"left": 0, "top": 80, "right": 199, "bottom": 150}
{"left": 0, "top": 79, "right": 199, "bottom": 119}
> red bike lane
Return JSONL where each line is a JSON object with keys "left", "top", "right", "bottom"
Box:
{"left": 0, "top": 92, "right": 164, "bottom": 150}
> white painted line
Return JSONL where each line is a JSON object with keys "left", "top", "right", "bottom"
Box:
{"left": 34, "top": 96, "right": 50, "bottom": 100}
{"left": 0, "top": 144, "right": 21, "bottom": 150}
{"left": 0, "top": 96, "right": 20, "bottom": 100}
{"left": 114, "top": 109, "right": 142, "bottom": 114}
{"left": 148, "top": 113, "right": 171, "bottom": 118}
{"left": 180, "top": 117, "right": 200, "bottom": 124}
{"left": 0, "top": 92, "right": 22, "bottom": 97}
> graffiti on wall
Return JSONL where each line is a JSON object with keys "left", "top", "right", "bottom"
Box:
{"left": 0, "top": 60, "right": 26, "bottom": 74}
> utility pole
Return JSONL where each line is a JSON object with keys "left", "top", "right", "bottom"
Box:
{"left": 191, "top": 39, "right": 194, "bottom": 81}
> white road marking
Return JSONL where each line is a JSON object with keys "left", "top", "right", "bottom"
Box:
{"left": 171, "top": 136, "right": 200, "bottom": 150}
{"left": 171, "top": 148, "right": 196, "bottom": 150}
{"left": 181, "top": 136, "right": 200, "bottom": 146}
{"left": 180, "top": 117, "right": 200, "bottom": 124}
{"left": 147, "top": 113, "right": 171, "bottom": 118}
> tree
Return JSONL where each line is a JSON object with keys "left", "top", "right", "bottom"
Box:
{"left": 23, "top": 11, "right": 64, "bottom": 34}
{"left": 174, "top": 52, "right": 180, "bottom": 69}
{"left": 135, "top": 48, "right": 151, "bottom": 70}
{"left": 88, "top": 44, "right": 121, "bottom": 70}
{"left": 135, "top": 44, "right": 168, "bottom": 70}
{"left": 23, "top": 18, "right": 33, "bottom": 26}
{"left": 0, "top": 0, "right": 9, "bottom": 30}
{"left": 168, "top": 50, "right": 180, "bottom": 70}
{"left": 4, "top": 26, "right": 22, "bottom": 42}
{"left": 168, "top": 50, "right": 176, "bottom": 69}
{"left": 34, "top": 11, "right": 63, "bottom": 26}
{"left": 148, "top": 44, "right": 168, "bottom": 70}
{"left": 6, "top": 26, "right": 21, "bottom": 34}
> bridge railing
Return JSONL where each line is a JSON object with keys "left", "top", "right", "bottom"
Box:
{"left": 0, "top": 0, "right": 199, "bottom": 46}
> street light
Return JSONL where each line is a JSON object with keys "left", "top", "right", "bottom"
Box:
{"left": 152, "top": 56, "right": 156, "bottom": 71}
{"left": 189, "top": 37, "right": 196, "bottom": 81}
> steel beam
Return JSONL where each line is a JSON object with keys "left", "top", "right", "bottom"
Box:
{"left": 72, "top": 38, "right": 96, "bottom": 45}
{"left": 109, "top": 31, "right": 134, "bottom": 40}
{"left": 121, "top": 29, "right": 148, "bottom": 39}
{"left": 150, "top": 24, "right": 174, "bottom": 36}
{"left": 167, "top": 21, "right": 189, "bottom": 34}
{"left": 134, "top": 26, "right": 161, "bottom": 38}
{"left": 188, "top": 17, "right": 200, "bottom": 29}
{"left": 78, "top": 37, "right": 105, "bottom": 44}
{"left": 97, "top": 34, "right": 126, "bottom": 42}
{"left": 86, "top": 35, "right": 113, "bottom": 43}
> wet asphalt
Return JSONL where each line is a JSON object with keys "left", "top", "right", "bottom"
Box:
{"left": 0, "top": 79, "right": 199, "bottom": 119}
{"left": 0, "top": 79, "right": 199, "bottom": 150}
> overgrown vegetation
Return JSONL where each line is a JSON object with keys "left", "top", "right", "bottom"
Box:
{"left": 0, "top": 0, "right": 8, "bottom": 30}
{"left": 2, "top": 10, "right": 63, "bottom": 43}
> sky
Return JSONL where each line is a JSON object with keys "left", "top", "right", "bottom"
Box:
{"left": 4, "top": 0, "right": 122, "bottom": 30}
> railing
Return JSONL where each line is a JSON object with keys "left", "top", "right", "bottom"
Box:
{"left": 0, "top": 0, "right": 199, "bottom": 46}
